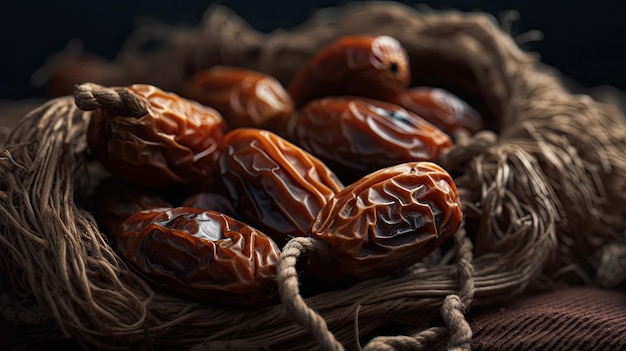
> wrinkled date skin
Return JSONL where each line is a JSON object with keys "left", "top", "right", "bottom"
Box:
{"left": 309, "top": 162, "right": 463, "bottom": 282}
{"left": 288, "top": 97, "right": 452, "bottom": 182}
{"left": 391, "top": 87, "right": 484, "bottom": 135}
{"left": 91, "top": 178, "right": 174, "bottom": 237}
{"left": 184, "top": 66, "right": 294, "bottom": 133}
{"left": 219, "top": 128, "right": 345, "bottom": 246}
{"left": 287, "top": 35, "right": 410, "bottom": 108}
{"left": 117, "top": 207, "right": 281, "bottom": 307}
{"left": 87, "top": 84, "right": 227, "bottom": 188}
{"left": 181, "top": 191, "right": 238, "bottom": 220}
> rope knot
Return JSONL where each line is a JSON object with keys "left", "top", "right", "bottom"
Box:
{"left": 74, "top": 82, "right": 148, "bottom": 118}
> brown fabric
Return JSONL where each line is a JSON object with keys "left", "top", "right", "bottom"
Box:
{"left": 365, "top": 287, "right": 626, "bottom": 351}
{"left": 469, "top": 287, "right": 626, "bottom": 351}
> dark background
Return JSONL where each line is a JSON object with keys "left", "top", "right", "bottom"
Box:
{"left": 1, "top": 0, "right": 625, "bottom": 100}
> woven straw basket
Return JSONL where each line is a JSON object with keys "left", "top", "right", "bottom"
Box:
{"left": 1, "top": 2, "right": 625, "bottom": 350}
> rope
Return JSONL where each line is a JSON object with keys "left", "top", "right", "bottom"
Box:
{"left": 440, "top": 229, "right": 474, "bottom": 351}
{"left": 277, "top": 237, "right": 344, "bottom": 351}
{"left": 362, "top": 327, "right": 447, "bottom": 351}
{"left": 438, "top": 130, "right": 498, "bottom": 172}
{"left": 359, "top": 228, "right": 475, "bottom": 351}
{"left": 74, "top": 82, "right": 148, "bottom": 118}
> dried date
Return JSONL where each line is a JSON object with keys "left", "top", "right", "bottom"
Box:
{"left": 91, "top": 177, "right": 173, "bottom": 237}
{"left": 287, "top": 35, "right": 410, "bottom": 108}
{"left": 184, "top": 66, "right": 294, "bottom": 134}
{"left": 219, "top": 128, "right": 345, "bottom": 246}
{"left": 83, "top": 84, "right": 226, "bottom": 188}
{"left": 287, "top": 96, "right": 452, "bottom": 182}
{"left": 117, "top": 207, "right": 281, "bottom": 307}
{"left": 309, "top": 161, "right": 463, "bottom": 282}
{"left": 391, "top": 87, "right": 483, "bottom": 135}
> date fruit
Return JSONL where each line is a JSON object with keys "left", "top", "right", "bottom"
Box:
{"left": 117, "top": 207, "right": 281, "bottom": 307}
{"left": 309, "top": 161, "right": 463, "bottom": 282}
{"left": 85, "top": 84, "right": 226, "bottom": 188}
{"left": 287, "top": 96, "right": 452, "bottom": 181}
{"left": 219, "top": 128, "right": 345, "bottom": 246}
{"left": 184, "top": 66, "right": 294, "bottom": 133}
{"left": 91, "top": 177, "right": 173, "bottom": 237}
{"left": 287, "top": 35, "right": 410, "bottom": 108}
{"left": 391, "top": 87, "right": 483, "bottom": 135}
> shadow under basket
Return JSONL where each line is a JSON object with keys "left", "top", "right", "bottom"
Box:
{"left": 0, "top": 2, "right": 625, "bottom": 350}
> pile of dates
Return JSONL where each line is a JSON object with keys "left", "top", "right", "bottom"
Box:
{"left": 82, "top": 35, "right": 481, "bottom": 307}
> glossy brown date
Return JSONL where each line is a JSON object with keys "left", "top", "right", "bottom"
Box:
{"left": 91, "top": 177, "right": 173, "bottom": 237}
{"left": 184, "top": 66, "right": 294, "bottom": 134}
{"left": 391, "top": 87, "right": 484, "bottom": 135}
{"left": 309, "top": 162, "right": 463, "bottom": 282}
{"left": 117, "top": 207, "right": 281, "bottom": 307}
{"left": 287, "top": 35, "right": 410, "bottom": 108}
{"left": 86, "top": 84, "right": 226, "bottom": 188}
{"left": 219, "top": 128, "right": 345, "bottom": 246}
{"left": 287, "top": 96, "right": 452, "bottom": 182}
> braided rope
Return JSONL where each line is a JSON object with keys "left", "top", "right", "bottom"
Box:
{"left": 442, "top": 229, "right": 474, "bottom": 351}
{"left": 74, "top": 82, "right": 148, "bottom": 117}
{"left": 277, "top": 237, "right": 345, "bottom": 351}
{"left": 362, "top": 327, "right": 447, "bottom": 351}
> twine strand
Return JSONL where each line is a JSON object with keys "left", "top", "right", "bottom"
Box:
{"left": 455, "top": 228, "right": 476, "bottom": 306}
{"left": 277, "top": 237, "right": 344, "bottom": 351}
{"left": 441, "top": 228, "right": 474, "bottom": 351}
{"left": 363, "top": 327, "right": 447, "bottom": 351}
{"left": 441, "top": 295, "right": 472, "bottom": 351}
{"left": 439, "top": 130, "right": 498, "bottom": 172}
{"left": 74, "top": 82, "right": 148, "bottom": 118}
